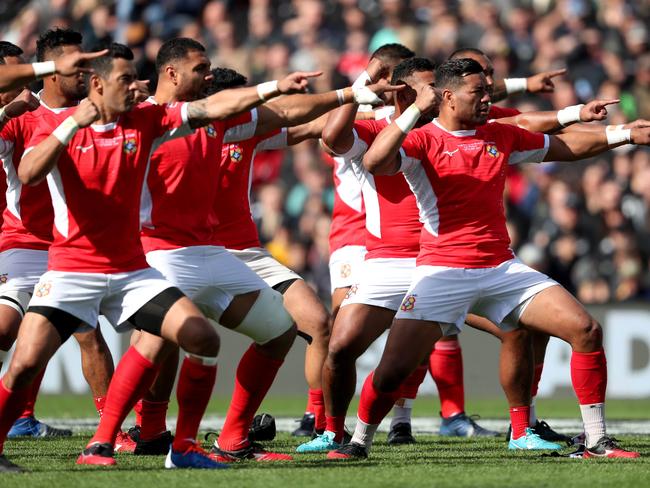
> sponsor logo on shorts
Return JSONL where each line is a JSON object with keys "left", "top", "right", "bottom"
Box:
{"left": 0, "top": 273, "right": 7, "bottom": 284}
{"left": 485, "top": 144, "right": 499, "bottom": 158}
{"left": 205, "top": 124, "right": 217, "bottom": 138}
{"left": 123, "top": 137, "right": 138, "bottom": 155}
{"left": 229, "top": 144, "right": 243, "bottom": 163}
{"left": 400, "top": 294, "right": 416, "bottom": 311}
{"left": 340, "top": 263, "right": 352, "bottom": 279}
{"left": 35, "top": 282, "right": 52, "bottom": 297}
{"left": 344, "top": 284, "right": 358, "bottom": 300}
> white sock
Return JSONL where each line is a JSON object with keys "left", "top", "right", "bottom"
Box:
{"left": 351, "top": 416, "right": 379, "bottom": 450}
{"left": 529, "top": 401, "right": 537, "bottom": 426}
{"left": 390, "top": 398, "right": 413, "bottom": 429}
{"left": 580, "top": 403, "right": 606, "bottom": 448}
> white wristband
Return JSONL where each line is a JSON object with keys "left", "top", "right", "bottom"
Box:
{"left": 557, "top": 104, "right": 584, "bottom": 127}
{"left": 256, "top": 80, "right": 279, "bottom": 101}
{"left": 605, "top": 126, "right": 631, "bottom": 146}
{"left": 32, "top": 61, "right": 56, "bottom": 79}
{"left": 336, "top": 89, "right": 346, "bottom": 106}
{"left": 352, "top": 70, "right": 371, "bottom": 89}
{"left": 52, "top": 116, "right": 79, "bottom": 145}
{"left": 0, "top": 107, "right": 10, "bottom": 123}
{"left": 395, "top": 104, "right": 421, "bottom": 134}
{"left": 504, "top": 78, "right": 527, "bottom": 95}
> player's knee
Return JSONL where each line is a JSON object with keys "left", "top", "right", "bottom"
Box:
{"left": 327, "top": 337, "right": 359, "bottom": 368}
{"left": 7, "top": 358, "right": 43, "bottom": 389}
{"left": 235, "top": 288, "right": 295, "bottom": 345}
{"left": 374, "top": 363, "right": 412, "bottom": 393}
{"left": 303, "top": 305, "right": 331, "bottom": 347}
{"left": 179, "top": 317, "right": 221, "bottom": 357}
{"left": 574, "top": 317, "right": 602, "bottom": 350}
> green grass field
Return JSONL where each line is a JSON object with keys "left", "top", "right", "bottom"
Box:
{"left": 2, "top": 395, "right": 649, "bottom": 487}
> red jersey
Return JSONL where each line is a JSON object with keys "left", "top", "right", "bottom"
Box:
{"left": 400, "top": 119, "right": 548, "bottom": 268}
{"left": 27, "top": 102, "right": 189, "bottom": 273}
{"left": 0, "top": 102, "right": 66, "bottom": 252}
{"left": 213, "top": 110, "right": 286, "bottom": 250}
{"left": 488, "top": 104, "right": 521, "bottom": 119}
{"left": 140, "top": 99, "right": 255, "bottom": 253}
{"left": 346, "top": 118, "right": 421, "bottom": 259}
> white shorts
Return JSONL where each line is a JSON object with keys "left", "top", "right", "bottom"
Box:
{"left": 394, "top": 258, "right": 558, "bottom": 334}
{"left": 341, "top": 257, "right": 415, "bottom": 311}
{"left": 0, "top": 249, "right": 48, "bottom": 294}
{"left": 329, "top": 245, "right": 367, "bottom": 293}
{"left": 28, "top": 267, "right": 176, "bottom": 332}
{"left": 146, "top": 246, "right": 267, "bottom": 320}
{"left": 228, "top": 247, "right": 302, "bottom": 289}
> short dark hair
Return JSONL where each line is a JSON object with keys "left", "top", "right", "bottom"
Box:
{"left": 435, "top": 58, "right": 484, "bottom": 90}
{"left": 391, "top": 57, "right": 435, "bottom": 85}
{"left": 155, "top": 38, "right": 206, "bottom": 73}
{"left": 448, "top": 47, "right": 486, "bottom": 60}
{"left": 370, "top": 43, "right": 414, "bottom": 63}
{"left": 206, "top": 67, "right": 247, "bottom": 95}
{"left": 88, "top": 43, "right": 134, "bottom": 79}
{"left": 36, "top": 28, "right": 82, "bottom": 62}
{"left": 0, "top": 41, "right": 23, "bottom": 63}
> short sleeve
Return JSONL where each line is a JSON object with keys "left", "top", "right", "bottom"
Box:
{"left": 499, "top": 123, "right": 549, "bottom": 165}
{"left": 332, "top": 119, "right": 382, "bottom": 160}
{"left": 399, "top": 128, "right": 427, "bottom": 172}
{"left": 223, "top": 109, "right": 258, "bottom": 143}
{"left": 0, "top": 118, "right": 17, "bottom": 157}
{"left": 25, "top": 114, "right": 60, "bottom": 153}
{"left": 255, "top": 128, "right": 287, "bottom": 151}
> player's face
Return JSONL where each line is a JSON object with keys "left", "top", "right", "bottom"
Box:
{"left": 0, "top": 56, "right": 24, "bottom": 107}
{"left": 101, "top": 58, "right": 139, "bottom": 113}
{"left": 173, "top": 50, "right": 212, "bottom": 101}
{"left": 461, "top": 53, "right": 494, "bottom": 95}
{"left": 401, "top": 70, "right": 438, "bottom": 123}
{"left": 451, "top": 73, "right": 491, "bottom": 125}
{"left": 54, "top": 45, "right": 88, "bottom": 100}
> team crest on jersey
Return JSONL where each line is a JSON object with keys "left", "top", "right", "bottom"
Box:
{"left": 486, "top": 144, "right": 499, "bottom": 158}
{"left": 340, "top": 263, "right": 352, "bottom": 279}
{"left": 400, "top": 294, "right": 416, "bottom": 311}
{"left": 123, "top": 137, "right": 138, "bottom": 154}
{"left": 229, "top": 145, "right": 243, "bottom": 163}
{"left": 0, "top": 273, "right": 7, "bottom": 284}
{"left": 35, "top": 282, "right": 52, "bottom": 297}
{"left": 205, "top": 124, "right": 217, "bottom": 138}
{"left": 344, "top": 284, "right": 358, "bottom": 300}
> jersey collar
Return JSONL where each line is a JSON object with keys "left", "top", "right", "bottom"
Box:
{"left": 432, "top": 118, "right": 476, "bottom": 137}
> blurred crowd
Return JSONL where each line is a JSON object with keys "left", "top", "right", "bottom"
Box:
{"left": 1, "top": 0, "right": 649, "bottom": 305}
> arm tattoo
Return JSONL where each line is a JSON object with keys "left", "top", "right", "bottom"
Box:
{"left": 187, "top": 99, "right": 209, "bottom": 128}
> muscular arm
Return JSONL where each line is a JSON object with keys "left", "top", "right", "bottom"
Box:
{"left": 362, "top": 122, "right": 406, "bottom": 175}
{"left": 0, "top": 64, "right": 42, "bottom": 92}
{"left": 186, "top": 85, "right": 267, "bottom": 128}
{"left": 497, "top": 111, "right": 563, "bottom": 133}
{"left": 320, "top": 102, "right": 360, "bottom": 154}
{"left": 491, "top": 79, "right": 508, "bottom": 103}
{"left": 545, "top": 128, "right": 640, "bottom": 162}
{"left": 18, "top": 137, "right": 66, "bottom": 186}
{"left": 286, "top": 113, "right": 329, "bottom": 145}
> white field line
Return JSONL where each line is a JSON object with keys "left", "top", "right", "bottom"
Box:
{"left": 39, "top": 416, "right": 650, "bottom": 435}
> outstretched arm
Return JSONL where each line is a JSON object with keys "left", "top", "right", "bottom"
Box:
{"left": 545, "top": 125, "right": 650, "bottom": 162}
{"left": 19, "top": 99, "right": 99, "bottom": 185}
{"left": 497, "top": 99, "right": 619, "bottom": 133}
{"left": 492, "top": 69, "right": 566, "bottom": 103}
{"left": 186, "top": 71, "right": 321, "bottom": 128}
{"left": 0, "top": 49, "right": 108, "bottom": 92}
{"left": 0, "top": 89, "right": 39, "bottom": 131}
{"left": 254, "top": 79, "right": 401, "bottom": 136}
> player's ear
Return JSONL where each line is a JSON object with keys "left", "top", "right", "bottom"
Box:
{"left": 89, "top": 74, "right": 103, "bottom": 95}
{"left": 165, "top": 65, "right": 177, "bottom": 84}
{"left": 442, "top": 88, "right": 453, "bottom": 109}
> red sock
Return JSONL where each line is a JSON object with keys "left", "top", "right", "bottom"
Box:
{"left": 400, "top": 364, "right": 427, "bottom": 399}
{"left": 134, "top": 399, "right": 143, "bottom": 426}
{"left": 218, "top": 345, "right": 283, "bottom": 451}
{"left": 357, "top": 372, "right": 401, "bottom": 425}
{"left": 509, "top": 406, "right": 530, "bottom": 439}
{"left": 305, "top": 393, "right": 314, "bottom": 415}
{"left": 0, "top": 379, "right": 30, "bottom": 453}
{"left": 172, "top": 357, "right": 217, "bottom": 452}
{"left": 325, "top": 415, "right": 346, "bottom": 442}
{"left": 90, "top": 347, "right": 160, "bottom": 446}
{"left": 531, "top": 363, "right": 544, "bottom": 398}
{"left": 94, "top": 396, "right": 106, "bottom": 418}
{"left": 570, "top": 349, "right": 607, "bottom": 405}
{"left": 429, "top": 338, "right": 465, "bottom": 418}
{"left": 309, "top": 388, "right": 326, "bottom": 431}
{"left": 19, "top": 368, "right": 45, "bottom": 419}
{"left": 140, "top": 400, "right": 169, "bottom": 441}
